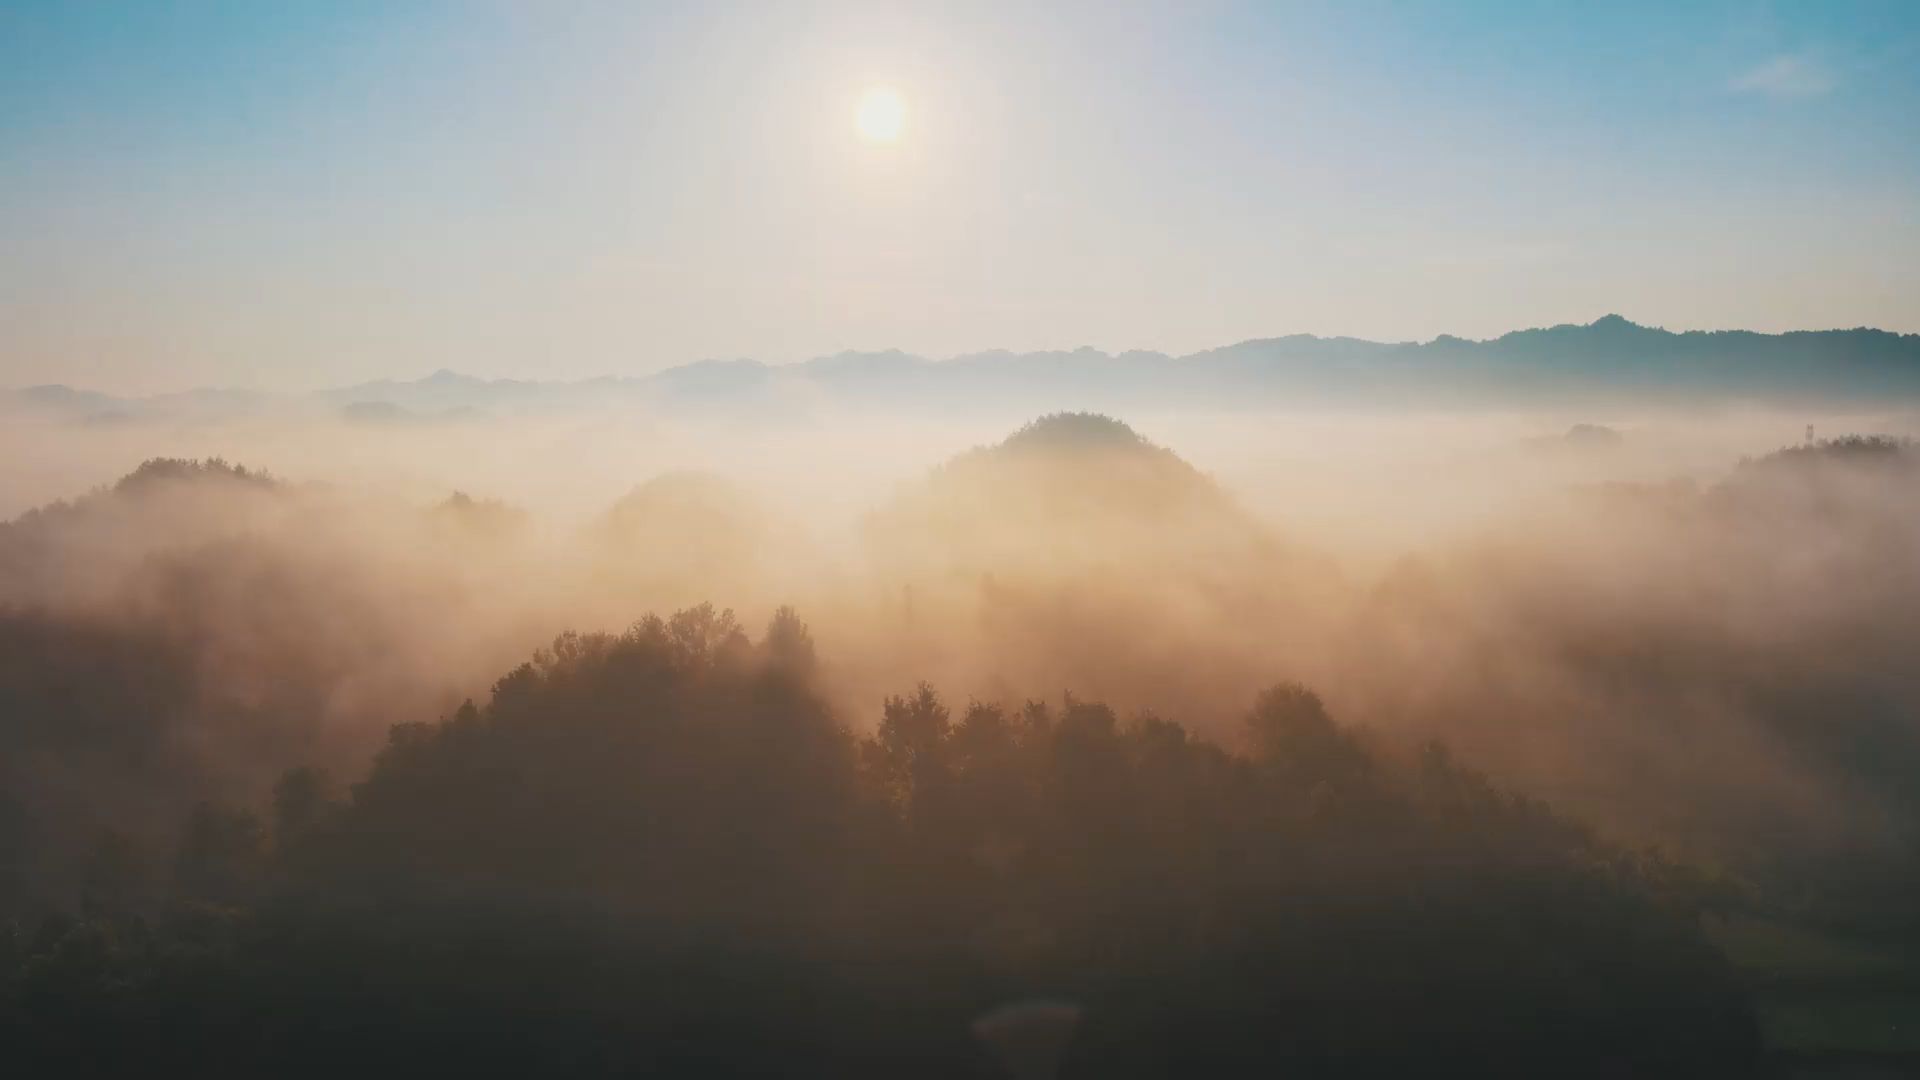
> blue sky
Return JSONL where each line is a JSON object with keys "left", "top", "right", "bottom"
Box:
{"left": 2, "top": 1, "right": 1916, "bottom": 391}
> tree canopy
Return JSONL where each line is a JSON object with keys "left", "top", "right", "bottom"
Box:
{"left": 1, "top": 605, "right": 1759, "bottom": 1077}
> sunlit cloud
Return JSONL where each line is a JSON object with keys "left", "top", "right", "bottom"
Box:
{"left": 1729, "top": 53, "right": 1834, "bottom": 99}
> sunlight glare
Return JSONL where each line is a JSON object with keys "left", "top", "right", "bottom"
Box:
{"left": 855, "top": 86, "right": 907, "bottom": 143}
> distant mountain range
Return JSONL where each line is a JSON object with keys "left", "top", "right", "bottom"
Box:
{"left": 10, "top": 316, "right": 1920, "bottom": 422}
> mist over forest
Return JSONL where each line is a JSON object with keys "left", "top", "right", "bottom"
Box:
{"left": 6, "top": 335, "right": 1920, "bottom": 1073}
{"left": 11, "top": 0, "right": 1920, "bottom": 1070}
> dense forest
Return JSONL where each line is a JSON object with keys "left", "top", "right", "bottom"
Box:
{"left": 10, "top": 1, "right": 1918, "bottom": 1072}
{"left": 2, "top": 605, "right": 1758, "bottom": 1076}
{"left": 4, "top": 422, "right": 1920, "bottom": 1075}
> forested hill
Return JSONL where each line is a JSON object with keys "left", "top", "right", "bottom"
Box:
{"left": 0, "top": 605, "right": 1762, "bottom": 1076}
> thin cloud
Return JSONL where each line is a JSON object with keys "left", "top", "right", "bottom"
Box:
{"left": 1729, "top": 54, "right": 1835, "bottom": 99}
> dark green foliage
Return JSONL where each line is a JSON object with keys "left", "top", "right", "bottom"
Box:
{"left": 0, "top": 606, "right": 1761, "bottom": 1077}
{"left": 1741, "top": 435, "right": 1915, "bottom": 472}
{"left": 935, "top": 413, "right": 1219, "bottom": 507}
{"left": 0, "top": 611, "right": 199, "bottom": 911}
{"left": 172, "top": 803, "right": 265, "bottom": 906}
{"left": 997, "top": 412, "right": 1153, "bottom": 454}
{"left": 112, "top": 457, "right": 274, "bottom": 495}
{"left": 269, "top": 767, "right": 337, "bottom": 843}
{"left": 431, "top": 491, "right": 530, "bottom": 537}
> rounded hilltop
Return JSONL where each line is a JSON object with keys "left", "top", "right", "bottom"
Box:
{"left": 996, "top": 412, "right": 1153, "bottom": 454}
{"left": 909, "top": 412, "right": 1237, "bottom": 528}
{"left": 936, "top": 412, "right": 1211, "bottom": 493}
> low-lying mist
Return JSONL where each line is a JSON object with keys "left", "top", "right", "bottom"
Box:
{"left": 8, "top": 399, "right": 1920, "bottom": 1074}
{"left": 5, "top": 403, "right": 1918, "bottom": 873}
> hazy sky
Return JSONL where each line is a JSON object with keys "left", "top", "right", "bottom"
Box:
{"left": 3, "top": 1, "right": 1918, "bottom": 392}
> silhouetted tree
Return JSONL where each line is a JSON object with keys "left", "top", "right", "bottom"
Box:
{"left": 0, "top": 606, "right": 1763, "bottom": 1077}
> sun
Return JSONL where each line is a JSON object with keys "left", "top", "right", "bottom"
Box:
{"left": 855, "top": 86, "right": 906, "bottom": 143}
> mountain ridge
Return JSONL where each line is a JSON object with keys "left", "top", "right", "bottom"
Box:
{"left": 11, "top": 316, "right": 1920, "bottom": 417}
